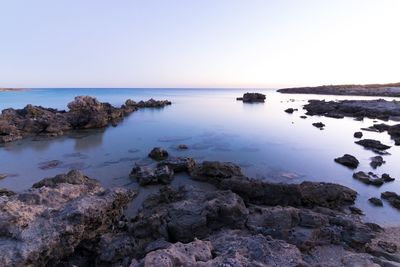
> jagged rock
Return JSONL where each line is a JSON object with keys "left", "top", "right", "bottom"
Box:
{"left": 334, "top": 154, "right": 359, "bottom": 169}
{"left": 0, "top": 188, "right": 15, "bottom": 196}
{"left": 353, "top": 171, "right": 384, "bottom": 186}
{"left": 130, "top": 165, "right": 174, "bottom": 185}
{"left": 370, "top": 156, "right": 385, "bottom": 169}
{"left": 312, "top": 122, "right": 325, "bottom": 129}
{"left": 236, "top": 92, "right": 266, "bottom": 103}
{"left": 148, "top": 147, "right": 169, "bottom": 161}
{"left": 369, "top": 197, "right": 383, "bottom": 206}
{"left": 157, "top": 157, "right": 196, "bottom": 173}
{"left": 354, "top": 131, "right": 363, "bottom": 138}
{"left": 136, "top": 99, "right": 172, "bottom": 108}
{"left": 381, "top": 192, "right": 400, "bottom": 209}
{"left": 303, "top": 99, "right": 400, "bottom": 121}
{"left": 382, "top": 173, "right": 395, "bottom": 182}
{"left": 0, "top": 170, "right": 136, "bottom": 267}
{"left": 355, "top": 139, "right": 391, "bottom": 151}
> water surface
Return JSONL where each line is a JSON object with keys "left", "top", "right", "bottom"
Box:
{"left": 0, "top": 88, "right": 399, "bottom": 225}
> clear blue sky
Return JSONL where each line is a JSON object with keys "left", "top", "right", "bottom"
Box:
{"left": 0, "top": 0, "right": 399, "bottom": 88}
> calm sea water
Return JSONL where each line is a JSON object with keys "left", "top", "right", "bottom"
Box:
{"left": 0, "top": 88, "right": 399, "bottom": 225}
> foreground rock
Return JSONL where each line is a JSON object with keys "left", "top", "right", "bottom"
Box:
{"left": 236, "top": 92, "right": 266, "bottom": 103}
{"left": 304, "top": 99, "right": 400, "bottom": 121}
{"left": 148, "top": 147, "right": 169, "bottom": 161}
{"left": 130, "top": 165, "right": 174, "bottom": 185}
{"left": 278, "top": 82, "right": 400, "bottom": 97}
{"left": 334, "top": 154, "right": 359, "bottom": 169}
{"left": 0, "top": 96, "right": 171, "bottom": 143}
{"left": 0, "top": 170, "right": 136, "bottom": 266}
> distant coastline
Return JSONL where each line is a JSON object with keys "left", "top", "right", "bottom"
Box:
{"left": 278, "top": 82, "right": 400, "bottom": 97}
{"left": 0, "top": 88, "right": 28, "bottom": 92}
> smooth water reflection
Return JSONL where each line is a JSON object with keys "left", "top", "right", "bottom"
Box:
{"left": 0, "top": 89, "right": 399, "bottom": 225}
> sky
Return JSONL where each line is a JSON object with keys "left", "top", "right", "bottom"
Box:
{"left": 0, "top": 0, "right": 399, "bottom": 88}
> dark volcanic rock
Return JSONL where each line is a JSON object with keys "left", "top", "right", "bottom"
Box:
{"left": 148, "top": 147, "right": 169, "bottom": 161}
{"left": 353, "top": 171, "right": 384, "bottom": 186}
{"left": 355, "top": 139, "right": 391, "bottom": 151}
{"left": 157, "top": 157, "right": 196, "bottom": 173}
{"left": 300, "top": 115, "right": 307, "bottom": 119}
{"left": 236, "top": 92, "right": 266, "bottom": 103}
{"left": 0, "top": 170, "right": 136, "bottom": 267}
{"left": 130, "top": 165, "right": 174, "bottom": 185}
{"left": 278, "top": 83, "right": 400, "bottom": 97}
{"left": 370, "top": 156, "right": 385, "bottom": 169}
{"left": 369, "top": 197, "right": 383, "bottom": 206}
{"left": 334, "top": 154, "right": 359, "bottom": 169}
{"left": 312, "top": 122, "right": 325, "bottom": 129}
{"left": 285, "top": 108, "right": 297, "bottom": 114}
{"left": 303, "top": 99, "right": 400, "bottom": 121}
{"left": 0, "top": 96, "right": 172, "bottom": 143}
{"left": 381, "top": 192, "right": 400, "bottom": 209}
{"left": 354, "top": 131, "right": 363, "bottom": 138}
{"left": 369, "top": 123, "right": 400, "bottom": 146}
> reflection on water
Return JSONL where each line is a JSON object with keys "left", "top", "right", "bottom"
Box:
{"left": 0, "top": 88, "right": 400, "bottom": 226}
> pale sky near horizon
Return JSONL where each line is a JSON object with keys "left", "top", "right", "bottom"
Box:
{"left": 0, "top": 0, "right": 399, "bottom": 88}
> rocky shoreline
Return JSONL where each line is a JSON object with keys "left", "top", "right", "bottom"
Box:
{"left": 278, "top": 83, "right": 400, "bottom": 97}
{"left": 1, "top": 149, "right": 399, "bottom": 267}
{"left": 0, "top": 96, "right": 171, "bottom": 143}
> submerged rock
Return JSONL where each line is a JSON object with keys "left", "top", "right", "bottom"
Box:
{"left": 148, "top": 147, "right": 169, "bottom": 161}
{"left": 236, "top": 92, "right": 266, "bottom": 103}
{"left": 157, "top": 157, "right": 196, "bottom": 173}
{"left": 177, "top": 144, "right": 188, "bottom": 150}
{"left": 334, "top": 154, "right": 359, "bottom": 169}
{"left": 369, "top": 197, "right": 383, "bottom": 207}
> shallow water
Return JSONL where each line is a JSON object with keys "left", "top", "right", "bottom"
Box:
{"left": 0, "top": 88, "right": 399, "bottom": 225}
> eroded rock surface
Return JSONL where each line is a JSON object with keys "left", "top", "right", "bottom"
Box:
{"left": 0, "top": 96, "right": 171, "bottom": 143}
{"left": 0, "top": 170, "right": 136, "bottom": 267}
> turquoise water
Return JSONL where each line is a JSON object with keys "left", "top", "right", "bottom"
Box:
{"left": 0, "top": 88, "right": 399, "bottom": 225}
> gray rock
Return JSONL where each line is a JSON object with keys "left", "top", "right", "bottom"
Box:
{"left": 334, "top": 154, "right": 359, "bottom": 169}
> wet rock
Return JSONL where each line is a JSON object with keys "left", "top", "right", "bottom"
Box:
{"left": 334, "top": 154, "right": 359, "bottom": 169}
{"left": 285, "top": 108, "right": 297, "bottom": 114}
{"left": 236, "top": 92, "right": 266, "bottom": 103}
{"left": 135, "top": 98, "right": 172, "bottom": 108}
{"left": 148, "top": 147, "right": 169, "bottom": 161}
{"left": 353, "top": 171, "right": 384, "bottom": 186}
{"left": 303, "top": 99, "right": 400, "bottom": 121}
{"left": 38, "top": 159, "right": 63, "bottom": 170}
{"left": 191, "top": 161, "right": 244, "bottom": 185}
{"left": 157, "top": 157, "right": 196, "bottom": 173}
{"left": 33, "top": 169, "right": 99, "bottom": 188}
{"left": 130, "top": 165, "right": 174, "bottom": 185}
{"left": 300, "top": 115, "right": 308, "bottom": 119}
{"left": 365, "top": 227, "right": 400, "bottom": 264}
{"left": 312, "top": 122, "right": 325, "bottom": 129}
{"left": 381, "top": 192, "right": 400, "bottom": 209}
{"left": 354, "top": 131, "right": 363, "bottom": 138}
{"left": 355, "top": 139, "right": 391, "bottom": 151}
{"left": 0, "top": 188, "right": 16, "bottom": 196}
{"left": 349, "top": 206, "right": 363, "bottom": 215}
{"left": 370, "top": 156, "right": 385, "bottom": 169}
{"left": 382, "top": 173, "right": 395, "bottom": 182}
{"left": 177, "top": 144, "right": 188, "bottom": 150}
{"left": 369, "top": 197, "right": 383, "bottom": 206}
{"left": 0, "top": 170, "right": 136, "bottom": 267}
{"left": 0, "top": 96, "right": 172, "bottom": 143}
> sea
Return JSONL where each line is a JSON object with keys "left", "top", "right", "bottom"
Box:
{"left": 0, "top": 88, "right": 399, "bottom": 225}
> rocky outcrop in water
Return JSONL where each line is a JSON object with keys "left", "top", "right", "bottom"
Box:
{"left": 0, "top": 96, "right": 171, "bottom": 143}
{"left": 278, "top": 83, "right": 400, "bottom": 97}
{"left": 355, "top": 139, "right": 391, "bottom": 151}
{"left": 236, "top": 92, "right": 266, "bottom": 103}
{"left": 352, "top": 171, "right": 394, "bottom": 186}
{"left": 367, "top": 123, "right": 400, "bottom": 145}
{"left": 334, "top": 154, "right": 359, "bottom": 169}
{"left": 303, "top": 99, "right": 400, "bottom": 121}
